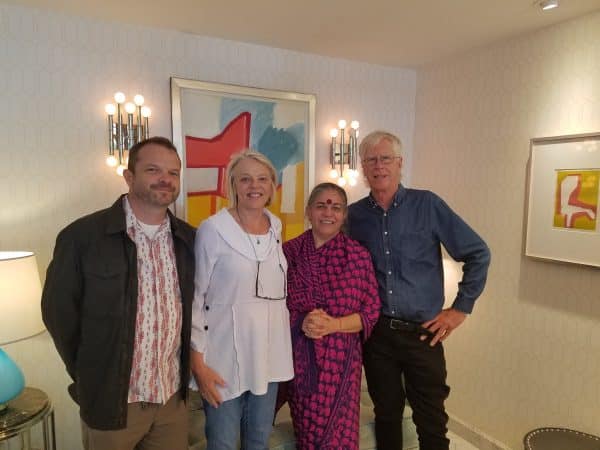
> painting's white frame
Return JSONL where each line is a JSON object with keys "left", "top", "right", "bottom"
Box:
{"left": 525, "top": 132, "right": 600, "bottom": 267}
{"left": 170, "top": 77, "right": 316, "bottom": 222}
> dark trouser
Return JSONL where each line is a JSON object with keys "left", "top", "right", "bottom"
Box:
{"left": 363, "top": 317, "right": 450, "bottom": 450}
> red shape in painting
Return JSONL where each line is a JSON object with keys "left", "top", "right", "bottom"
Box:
{"left": 558, "top": 173, "right": 597, "bottom": 228}
{"left": 185, "top": 112, "right": 251, "bottom": 197}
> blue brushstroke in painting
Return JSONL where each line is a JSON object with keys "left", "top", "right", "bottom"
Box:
{"left": 220, "top": 98, "right": 304, "bottom": 182}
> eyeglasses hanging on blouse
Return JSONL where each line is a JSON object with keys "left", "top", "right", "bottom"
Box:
{"left": 255, "top": 259, "right": 287, "bottom": 301}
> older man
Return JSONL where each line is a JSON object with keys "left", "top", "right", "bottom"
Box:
{"left": 348, "top": 131, "right": 490, "bottom": 450}
{"left": 42, "top": 137, "right": 195, "bottom": 450}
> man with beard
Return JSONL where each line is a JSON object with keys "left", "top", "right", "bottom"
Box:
{"left": 42, "top": 137, "right": 195, "bottom": 450}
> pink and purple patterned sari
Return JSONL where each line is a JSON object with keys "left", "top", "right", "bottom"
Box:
{"left": 283, "top": 231, "right": 380, "bottom": 450}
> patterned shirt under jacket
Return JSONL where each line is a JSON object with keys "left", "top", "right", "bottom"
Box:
{"left": 124, "top": 196, "right": 182, "bottom": 404}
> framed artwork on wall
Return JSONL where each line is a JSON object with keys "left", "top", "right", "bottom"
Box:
{"left": 171, "top": 77, "right": 316, "bottom": 241}
{"left": 525, "top": 132, "right": 600, "bottom": 267}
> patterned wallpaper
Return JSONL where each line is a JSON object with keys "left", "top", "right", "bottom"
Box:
{"left": 0, "top": 4, "right": 416, "bottom": 449}
{"left": 414, "top": 10, "right": 600, "bottom": 449}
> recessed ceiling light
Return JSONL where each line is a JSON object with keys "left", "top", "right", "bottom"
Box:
{"left": 540, "top": 0, "right": 559, "bottom": 10}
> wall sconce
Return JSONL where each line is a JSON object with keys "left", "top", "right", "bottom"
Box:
{"left": 329, "top": 119, "right": 359, "bottom": 187}
{"left": 104, "top": 92, "right": 151, "bottom": 176}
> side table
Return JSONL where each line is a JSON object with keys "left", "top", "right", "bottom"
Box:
{"left": 0, "top": 387, "right": 56, "bottom": 450}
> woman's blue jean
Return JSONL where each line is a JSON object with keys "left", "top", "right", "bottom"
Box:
{"left": 202, "top": 382, "right": 278, "bottom": 450}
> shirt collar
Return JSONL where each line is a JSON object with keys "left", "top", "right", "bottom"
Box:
{"left": 123, "top": 195, "right": 170, "bottom": 240}
{"left": 210, "top": 208, "right": 281, "bottom": 261}
{"left": 367, "top": 184, "right": 406, "bottom": 210}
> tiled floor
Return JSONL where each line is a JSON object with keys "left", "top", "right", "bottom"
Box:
{"left": 449, "top": 431, "right": 480, "bottom": 450}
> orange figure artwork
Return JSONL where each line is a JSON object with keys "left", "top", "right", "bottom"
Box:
{"left": 553, "top": 170, "right": 599, "bottom": 231}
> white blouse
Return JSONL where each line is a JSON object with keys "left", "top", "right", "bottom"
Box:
{"left": 190, "top": 208, "right": 294, "bottom": 401}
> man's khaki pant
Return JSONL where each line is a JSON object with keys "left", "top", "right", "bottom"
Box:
{"left": 81, "top": 393, "right": 188, "bottom": 450}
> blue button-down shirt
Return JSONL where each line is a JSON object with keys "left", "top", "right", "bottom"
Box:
{"left": 348, "top": 185, "right": 490, "bottom": 322}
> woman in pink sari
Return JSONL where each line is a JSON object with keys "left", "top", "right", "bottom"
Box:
{"left": 283, "top": 182, "right": 380, "bottom": 449}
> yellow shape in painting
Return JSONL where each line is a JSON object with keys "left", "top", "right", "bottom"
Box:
{"left": 187, "top": 194, "right": 229, "bottom": 228}
{"left": 270, "top": 162, "right": 305, "bottom": 242}
{"left": 553, "top": 170, "right": 599, "bottom": 231}
{"left": 187, "top": 195, "right": 212, "bottom": 228}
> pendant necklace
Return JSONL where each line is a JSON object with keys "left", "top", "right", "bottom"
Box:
{"left": 236, "top": 206, "right": 264, "bottom": 244}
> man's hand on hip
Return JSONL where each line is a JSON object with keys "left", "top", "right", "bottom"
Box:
{"left": 420, "top": 308, "right": 467, "bottom": 346}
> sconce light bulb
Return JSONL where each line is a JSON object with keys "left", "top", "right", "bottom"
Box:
{"left": 337, "top": 177, "right": 347, "bottom": 187}
{"left": 133, "top": 94, "right": 145, "bottom": 106}
{"left": 350, "top": 120, "right": 359, "bottom": 130}
{"left": 116, "top": 164, "right": 126, "bottom": 176}
{"left": 114, "top": 92, "right": 126, "bottom": 104}
{"left": 329, "top": 168, "right": 339, "bottom": 179}
{"left": 106, "top": 155, "right": 118, "bottom": 167}
{"left": 348, "top": 177, "right": 358, "bottom": 187}
{"left": 141, "top": 106, "right": 151, "bottom": 118}
{"left": 330, "top": 128, "right": 338, "bottom": 138}
{"left": 348, "top": 169, "right": 359, "bottom": 178}
{"left": 125, "top": 102, "right": 136, "bottom": 114}
{"left": 338, "top": 119, "right": 347, "bottom": 130}
{"left": 105, "top": 103, "right": 116, "bottom": 115}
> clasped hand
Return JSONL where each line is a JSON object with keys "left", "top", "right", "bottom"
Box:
{"left": 302, "top": 308, "right": 338, "bottom": 339}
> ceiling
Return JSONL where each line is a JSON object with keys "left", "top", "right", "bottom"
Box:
{"left": 6, "top": 0, "right": 600, "bottom": 67}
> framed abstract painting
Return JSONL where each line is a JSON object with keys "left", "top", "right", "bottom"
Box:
{"left": 525, "top": 132, "right": 600, "bottom": 267}
{"left": 171, "top": 77, "right": 316, "bottom": 241}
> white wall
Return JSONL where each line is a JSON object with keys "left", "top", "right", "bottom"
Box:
{"left": 414, "top": 11, "right": 600, "bottom": 449}
{"left": 0, "top": 4, "right": 416, "bottom": 449}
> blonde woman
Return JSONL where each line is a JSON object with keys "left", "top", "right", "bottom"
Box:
{"left": 190, "top": 150, "right": 293, "bottom": 450}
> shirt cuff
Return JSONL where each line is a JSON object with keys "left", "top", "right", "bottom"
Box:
{"left": 190, "top": 329, "right": 206, "bottom": 353}
{"left": 451, "top": 296, "right": 474, "bottom": 314}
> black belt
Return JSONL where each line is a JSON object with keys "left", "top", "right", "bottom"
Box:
{"left": 380, "top": 315, "right": 427, "bottom": 333}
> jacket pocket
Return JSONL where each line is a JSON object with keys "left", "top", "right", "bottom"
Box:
{"left": 82, "top": 262, "right": 128, "bottom": 317}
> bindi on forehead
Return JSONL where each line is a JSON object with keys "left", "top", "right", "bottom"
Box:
{"left": 315, "top": 199, "right": 343, "bottom": 208}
